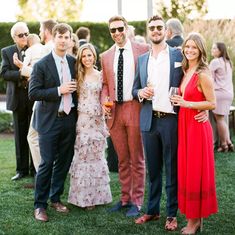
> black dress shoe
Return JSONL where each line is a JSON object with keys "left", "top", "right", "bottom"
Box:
{"left": 11, "top": 173, "right": 26, "bottom": 181}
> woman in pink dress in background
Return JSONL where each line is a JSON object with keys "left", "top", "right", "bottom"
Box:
{"left": 171, "top": 33, "right": 218, "bottom": 234}
{"left": 68, "top": 43, "right": 112, "bottom": 210}
{"left": 209, "top": 42, "right": 234, "bottom": 152}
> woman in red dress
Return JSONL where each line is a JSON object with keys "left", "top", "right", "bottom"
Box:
{"left": 171, "top": 33, "right": 218, "bottom": 234}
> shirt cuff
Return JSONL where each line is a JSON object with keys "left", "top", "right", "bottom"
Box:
{"left": 57, "top": 87, "right": 61, "bottom": 96}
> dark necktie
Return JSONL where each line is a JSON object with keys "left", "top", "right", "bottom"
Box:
{"left": 117, "top": 48, "right": 124, "bottom": 103}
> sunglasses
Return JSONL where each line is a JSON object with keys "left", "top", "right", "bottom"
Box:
{"left": 16, "top": 32, "right": 29, "bottom": 38}
{"left": 109, "top": 27, "right": 124, "bottom": 34}
{"left": 148, "top": 26, "right": 164, "bottom": 32}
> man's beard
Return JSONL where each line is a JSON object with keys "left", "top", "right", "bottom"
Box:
{"left": 151, "top": 37, "right": 164, "bottom": 45}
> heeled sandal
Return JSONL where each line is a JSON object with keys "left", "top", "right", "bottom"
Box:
{"left": 217, "top": 144, "right": 228, "bottom": 153}
{"left": 228, "top": 143, "right": 234, "bottom": 152}
{"left": 181, "top": 218, "right": 203, "bottom": 234}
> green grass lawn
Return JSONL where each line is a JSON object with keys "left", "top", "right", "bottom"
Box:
{"left": 0, "top": 134, "right": 234, "bottom": 235}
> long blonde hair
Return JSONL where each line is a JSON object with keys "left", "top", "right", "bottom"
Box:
{"left": 75, "top": 43, "right": 97, "bottom": 94}
{"left": 182, "top": 32, "right": 209, "bottom": 74}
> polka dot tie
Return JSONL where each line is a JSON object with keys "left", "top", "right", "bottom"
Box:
{"left": 117, "top": 48, "right": 124, "bottom": 103}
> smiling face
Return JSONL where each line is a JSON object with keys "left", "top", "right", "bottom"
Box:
{"left": 109, "top": 20, "right": 127, "bottom": 47}
{"left": 183, "top": 39, "right": 200, "bottom": 63}
{"left": 81, "top": 48, "right": 95, "bottom": 69}
{"left": 148, "top": 19, "right": 166, "bottom": 45}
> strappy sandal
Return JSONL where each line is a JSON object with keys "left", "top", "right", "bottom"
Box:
{"left": 165, "top": 217, "right": 177, "bottom": 231}
{"left": 217, "top": 144, "right": 228, "bottom": 153}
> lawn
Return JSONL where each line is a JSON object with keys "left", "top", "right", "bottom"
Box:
{"left": 0, "top": 134, "right": 234, "bottom": 235}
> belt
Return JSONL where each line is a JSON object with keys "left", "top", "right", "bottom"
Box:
{"left": 153, "top": 111, "right": 174, "bottom": 118}
{"left": 57, "top": 107, "right": 76, "bottom": 117}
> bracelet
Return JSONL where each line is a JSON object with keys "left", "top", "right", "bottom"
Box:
{"left": 187, "top": 102, "right": 193, "bottom": 108}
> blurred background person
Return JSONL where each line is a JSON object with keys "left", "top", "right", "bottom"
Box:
{"left": 209, "top": 42, "right": 234, "bottom": 152}
{"left": 165, "top": 18, "right": 184, "bottom": 48}
{"left": 0, "top": 22, "right": 34, "bottom": 181}
{"left": 75, "top": 26, "right": 100, "bottom": 69}
{"left": 68, "top": 43, "right": 112, "bottom": 210}
{"left": 127, "top": 24, "right": 135, "bottom": 41}
{"left": 134, "top": 34, "right": 147, "bottom": 44}
{"left": 67, "top": 33, "right": 79, "bottom": 58}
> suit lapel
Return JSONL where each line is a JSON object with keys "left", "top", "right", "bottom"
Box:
{"left": 141, "top": 53, "right": 150, "bottom": 87}
{"left": 46, "top": 53, "right": 60, "bottom": 86}
{"left": 169, "top": 47, "right": 175, "bottom": 88}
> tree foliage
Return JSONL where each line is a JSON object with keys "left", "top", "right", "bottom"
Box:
{"left": 17, "top": 0, "right": 84, "bottom": 22}
{"left": 154, "top": 0, "right": 208, "bottom": 22}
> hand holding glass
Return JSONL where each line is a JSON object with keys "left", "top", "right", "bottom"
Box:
{"left": 169, "top": 87, "right": 179, "bottom": 106}
{"left": 104, "top": 97, "right": 113, "bottom": 119}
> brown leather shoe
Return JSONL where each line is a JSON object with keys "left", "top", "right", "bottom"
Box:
{"left": 34, "top": 208, "right": 48, "bottom": 222}
{"left": 51, "top": 202, "right": 69, "bottom": 213}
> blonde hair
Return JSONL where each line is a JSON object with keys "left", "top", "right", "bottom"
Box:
{"left": 27, "top": 33, "right": 40, "bottom": 47}
{"left": 76, "top": 43, "right": 97, "bottom": 93}
{"left": 182, "top": 32, "right": 209, "bottom": 74}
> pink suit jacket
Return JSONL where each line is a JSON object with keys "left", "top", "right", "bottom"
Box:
{"left": 101, "top": 41, "right": 149, "bottom": 129}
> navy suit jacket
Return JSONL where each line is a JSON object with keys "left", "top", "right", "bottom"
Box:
{"left": 0, "top": 45, "right": 27, "bottom": 111}
{"left": 132, "top": 46, "right": 183, "bottom": 132}
{"left": 29, "top": 52, "right": 77, "bottom": 134}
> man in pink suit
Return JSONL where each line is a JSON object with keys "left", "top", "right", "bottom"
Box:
{"left": 101, "top": 15, "right": 149, "bottom": 217}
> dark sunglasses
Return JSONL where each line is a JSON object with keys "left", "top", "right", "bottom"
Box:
{"left": 109, "top": 27, "right": 124, "bottom": 34}
{"left": 148, "top": 25, "right": 163, "bottom": 32}
{"left": 16, "top": 32, "right": 29, "bottom": 38}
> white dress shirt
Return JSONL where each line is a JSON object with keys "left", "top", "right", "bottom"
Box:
{"left": 113, "top": 39, "right": 135, "bottom": 101}
{"left": 147, "top": 46, "right": 174, "bottom": 113}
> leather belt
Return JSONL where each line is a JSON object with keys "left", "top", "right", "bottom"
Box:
{"left": 153, "top": 111, "right": 174, "bottom": 118}
{"left": 57, "top": 107, "right": 76, "bottom": 117}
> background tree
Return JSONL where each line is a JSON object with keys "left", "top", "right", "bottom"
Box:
{"left": 17, "top": 0, "right": 84, "bottom": 22}
{"left": 154, "top": 0, "right": 208, "bottom": 22}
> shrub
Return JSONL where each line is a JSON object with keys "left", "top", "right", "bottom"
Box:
{"left": 0, "top": 112, "right": 13, "bottom": 133}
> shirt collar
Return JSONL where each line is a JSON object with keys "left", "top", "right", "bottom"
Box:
{"left": 115, "top": 39, "right": 131, "bottom": 53}
{"left": 52, "top": 49, "right": 67, "bottom": 62}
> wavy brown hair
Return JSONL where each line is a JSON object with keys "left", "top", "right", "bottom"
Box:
{"left": 75, "top": 43, "right": 97, "bottom": 95}
{"left": 182, "top": 32, "right": 209, "bottom": 74}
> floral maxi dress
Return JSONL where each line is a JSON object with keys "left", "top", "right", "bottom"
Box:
{"left": 68, "top": 78, "right": 112, "bottom": 207}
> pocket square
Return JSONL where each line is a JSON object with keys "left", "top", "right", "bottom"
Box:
{"left": 174, "top": 62, "right": 182, "bottom": 68}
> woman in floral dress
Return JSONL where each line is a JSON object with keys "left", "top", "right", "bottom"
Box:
{"left": 68, "top": 43, "right": 112, "bottom": 209}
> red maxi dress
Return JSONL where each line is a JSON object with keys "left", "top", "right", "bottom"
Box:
{"left": 178, "top": 73, "right": 218, "bottom": 219}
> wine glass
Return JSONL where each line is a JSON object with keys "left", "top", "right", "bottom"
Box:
{"left": 147, "top": 81, "right": 154, "bottom": 100}
{"left": 104, "top": 96, "right": 113, "bottom": 119}
{"left": 169, "top": 87, "right": 179, "bottom": 106}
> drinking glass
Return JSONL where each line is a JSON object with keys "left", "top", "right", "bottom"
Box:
{"left": 169, "top": 87, "right": 179, "bottom": 106}
{"left": 147, "top": 81, "right": 154, "bottom": 100}
{"left": 104, "top": 97, "right": 113, "bottom": 119}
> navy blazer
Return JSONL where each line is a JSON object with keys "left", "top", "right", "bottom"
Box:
{"left": 0, "top": 45, "right": 26, "bottom": 111}
{"left": 132, "top": 47, "right": 183, "bottom": 132}
{"left": 29, "top": 52, "right": 77, "bottom": 134}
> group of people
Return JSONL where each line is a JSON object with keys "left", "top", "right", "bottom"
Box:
{"left": 2, "top": 13, "right": 234, "bottom": 234}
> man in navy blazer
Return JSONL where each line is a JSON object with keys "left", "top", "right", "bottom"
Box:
{"left": 29, "top": 23, "right": 77, "bottom": 222}
{"left": 133, "top": 15, "right": 208, "bottom": 230}
{"left": 132, "top": 15, "right": 183, "bottom": 231}
{"left": 0, "top": 22, "right": 34, "bottom": 181}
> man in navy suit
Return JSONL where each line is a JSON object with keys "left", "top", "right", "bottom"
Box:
{"left": 132, "top": 15, "right": 183, "bottom": 231}
{"left": 29, "top": 23, "right": 77, "bottom": 222}
{"left": 133, "top": 15, "right": 208, "bottom": 231}
{"left": 0, "top": 22, "right": 34, "bottom": 180}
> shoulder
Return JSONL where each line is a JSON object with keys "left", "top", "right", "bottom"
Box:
{"left": 1, "top": 44, "right": 16, "bottom": 54}
{"left": 198, "top": 69, "right": 212, "bottom": 82}
{"left": 67, "top": 54, "right": 76, "bottom": 63}
{"left": 101, "top": 45, "right": 115, "bottom": 58}
{"left": 131, "top": 41, "right": 149, "bottom": 52}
